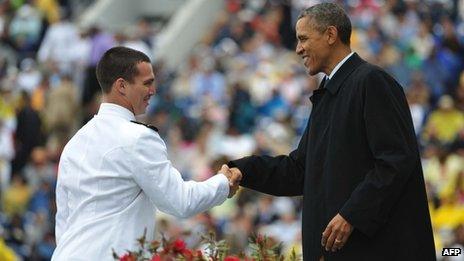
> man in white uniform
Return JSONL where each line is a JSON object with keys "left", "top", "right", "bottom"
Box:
{"left": 52, "top": 46, "right": 241, "bottom": 260}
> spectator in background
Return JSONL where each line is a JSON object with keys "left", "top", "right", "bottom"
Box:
{"left": 222, "top": 209, "right": 254, "bottom": 255}
{"left": 22, "top": 147, "right": 54, "bottom": 194}
{"left": 0, "top": 118, "right": 14, "bottom": 194}
{"left": 422, "top": 144, "right": 464, "bottom": 207}
{"left": 16, "top": 57, "right": 41, "bottom": 94}
{"left": 454, "top": 73, "right": 464, "bottom": 111}
{"left": 43, "top": 74, "right": 78, "bottom": 142}
{"left": 34, "top": 0, "right": 60, "bottom": 25}
{"left": 2, "top": 175, "right": 30, "bottom": 219}
{"left": 406, "top": 74, "right": 430, "bottom": 136}
{"left": 11, "top": 91, "right": 43, "bottom": 176}
{"left": 191, "top": 57, "right": 226, "bottom": 107}
{"left": 168, "top": 116, "right": 208, "bottom": 181}
{"left": 228, "top": 82, "right": 255, "bottom": 134}
{"left": 259, "top": 197, "right": 300, "bottom": 253}
{"left": 8, "top": 3, "right": 42, "bottom": 59}
{"left": 0, "top": 83, "right": 16, "bottom": 192}
{"left": 437, "top": 17, "right": 464, "bottom": 95}
{"left": 410, "top": 21, "right": 434, "bottom": 64}
{"left": 30, "top": 76, "right": 50, "bottom": 112}
{"left": 37, "top": 9, "right": 79, "bottom": 74}
{"left": 81, "top": 26, "right": 115, "bottom": 107}
{"left": 423, "top": 95, "right": 464, "bottom": 145}
{"left": 254, "top": 195, "right": 278, "bottom": 226}
{"left": 3, "top": 213, "right": 28, "bottom": 258}
{"left": 0, "top": 237, "right": 18, "bottom": 261}
{"left": 119, "top": 25, "right": 153, "bottom": 61}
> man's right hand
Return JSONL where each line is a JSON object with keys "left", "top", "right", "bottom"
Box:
{"left": 219, "top": 164, "right": 242, "bottom": 198}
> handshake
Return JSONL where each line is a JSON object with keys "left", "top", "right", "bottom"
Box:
{"left": 219, "top": 164, "right": 242, "bottom": 198}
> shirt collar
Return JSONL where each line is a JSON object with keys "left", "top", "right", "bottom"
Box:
{"left": 323, "top": 52, "right": 365, "bottom": 95}
{"left": 97, "top": 103, "right": 136, "bottom": 121}
{"left": 327, "top": 52, "right": 355, "bottom": 80}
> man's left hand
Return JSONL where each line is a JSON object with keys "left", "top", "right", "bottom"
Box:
{"left": 321, "top": 213, "right": 353, "bottom": 252}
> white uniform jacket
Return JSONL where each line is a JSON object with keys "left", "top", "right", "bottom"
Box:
{"left": 52, "top": 103, "right": 229, "bottom": 260}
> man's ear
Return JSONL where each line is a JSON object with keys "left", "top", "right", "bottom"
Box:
{"left": 326, "top": 26, "right": 338, "bottom": 45}
{"left": 116, "top": 78, "right": 126, "bottom": 96}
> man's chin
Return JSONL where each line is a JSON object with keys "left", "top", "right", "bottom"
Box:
{"left": 134, "top": 108, "right": 147, "bottom": 116}
{"left": 304, "top": 66, "right": 315, "bottom": 75}
{"left": 306, "top": 66, "right": 322, "bottom": 76}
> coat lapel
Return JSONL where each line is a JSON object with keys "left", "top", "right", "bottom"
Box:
{"left": 325, "top": 53, "right": 366, "bottom": 95}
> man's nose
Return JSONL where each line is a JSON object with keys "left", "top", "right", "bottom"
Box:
{"left": 296, "top": 43, "right": 303, "bottom": 55}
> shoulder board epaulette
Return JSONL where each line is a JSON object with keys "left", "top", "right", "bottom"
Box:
{"left": 131, "top": 120, "right": 159, "bottom": 132}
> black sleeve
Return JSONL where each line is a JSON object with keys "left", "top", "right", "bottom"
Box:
{"left": 339, "top": 69, "right": 420, "bottom": 237}
{"left": 228, "top": 124, "right": 309, "bottom": 196}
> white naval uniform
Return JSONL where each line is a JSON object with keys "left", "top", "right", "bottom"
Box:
{"left": 52, "top": 103, "right": 229, "bottom": 261}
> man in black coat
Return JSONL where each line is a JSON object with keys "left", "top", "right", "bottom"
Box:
{"left": 228, "top": 3, "right": 436, "bottom": 260}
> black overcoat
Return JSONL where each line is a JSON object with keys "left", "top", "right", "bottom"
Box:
{"left": 229, "top": 53, "right": 436, "bottom": 261}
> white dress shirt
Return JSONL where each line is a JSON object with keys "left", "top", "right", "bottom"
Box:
{"left": 327, "top": 52, "right": 354, "bottom": 80}
{"left": 52, "top": 103, "right": 229, "bottom": 261}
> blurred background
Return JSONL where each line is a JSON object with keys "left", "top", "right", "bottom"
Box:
{"left": 0, "top": 0, "right": 463, "bottom": 260}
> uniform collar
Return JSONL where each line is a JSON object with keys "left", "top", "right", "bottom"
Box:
{"left": 97, "top": 103, "right": 136, "bottom": 121}
{"left": 325, "top": 52, "right": 366, "bottom": 95}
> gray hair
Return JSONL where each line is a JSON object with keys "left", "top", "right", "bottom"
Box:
{"left": 298, "top": 2, "right": 352, "bottom": 45}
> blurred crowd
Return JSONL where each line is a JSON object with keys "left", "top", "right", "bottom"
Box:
{"left": 0, "top": 0, "right": 463, "bottom": 260}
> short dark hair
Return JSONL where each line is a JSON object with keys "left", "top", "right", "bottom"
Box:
{"left": 298, "top": 3, "right": 352, "bottom": 45}
{"left": 96, "top": 46, "right": 151, "bottom": 93}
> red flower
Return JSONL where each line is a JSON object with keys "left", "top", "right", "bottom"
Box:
{"left": 224, "top": 256, "right": 241, "bottom": 261}
{"left": 119, "top": 253, "right": 136, "bottom": 261}
{"left": 181, "top": 248, "right": 193, "bottom": 257}
{"left": 173, "top": 239, "right": 186, "bottom": 252}
{"left": 150, "top": 255, "right": 162, "bottom": 261}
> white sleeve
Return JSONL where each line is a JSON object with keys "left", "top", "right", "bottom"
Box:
{"left": 130, "top": 132, "right": 229, "bottom": 218}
